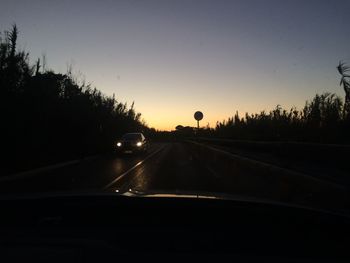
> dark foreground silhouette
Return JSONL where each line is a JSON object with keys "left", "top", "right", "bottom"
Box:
{"left": 1, "top": 25, "right": 149, "bottom": 175}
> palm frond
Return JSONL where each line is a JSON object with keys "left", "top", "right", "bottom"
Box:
{"left": 337, "top": 61, "right": 350, "bottom": 75}
{"left": 337, "top": 61, "right": 344, "bottom": 74}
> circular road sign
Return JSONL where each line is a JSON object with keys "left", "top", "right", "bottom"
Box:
{"left": 194, "top": 111, "right": 203, "bottom": 121}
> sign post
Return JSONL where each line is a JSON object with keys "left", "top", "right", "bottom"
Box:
{"left": 194, "top": 111, "right": 204, "bottom": 135}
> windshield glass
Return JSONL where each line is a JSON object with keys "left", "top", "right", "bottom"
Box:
{"left": 1, "top": 0, "right": 350, "bottom": 216}
{"left": 122, "top": 133, "right": 142, "bottom": 140}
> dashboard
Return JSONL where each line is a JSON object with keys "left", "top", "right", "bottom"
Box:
{"left": 0, "top": 193, "right": 349, "bottom": 262}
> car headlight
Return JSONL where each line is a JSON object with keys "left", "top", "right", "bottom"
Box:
{"left": 136, "top": 142, "right": 142, "bottom": 147}
{"left": 117, "top": 142, "right": 122, "bottom": 147}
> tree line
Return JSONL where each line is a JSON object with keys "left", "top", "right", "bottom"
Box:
{"left": 1, "top": 25, "right": 147, "bottom": 174}
{"left": 177, "top": 66, "right": 350, "bottom": 144}
{"left": 212, "top": 62, "right": 350, "bottom": 143}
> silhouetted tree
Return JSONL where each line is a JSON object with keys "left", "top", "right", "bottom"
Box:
{"left": 1, "top": 25, "right": 148, "bottom": 175}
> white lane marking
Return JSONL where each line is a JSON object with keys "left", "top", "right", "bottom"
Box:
{"left": 103, "top": 145, "right": 166, "bottom": 189}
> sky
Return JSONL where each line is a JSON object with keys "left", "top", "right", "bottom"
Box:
{"left": 1, "top": 0, "right": 350, "bottom": 130}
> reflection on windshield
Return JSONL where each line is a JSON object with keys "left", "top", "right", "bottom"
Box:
{"left": 122, "top": 134, "right": 142, "bottom": 141}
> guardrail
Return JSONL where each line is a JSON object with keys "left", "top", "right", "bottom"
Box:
{"left": 189, "top": 137, "right": 350, "bottom": 157}
{"left": 189, "top": 137, "right": 350, "bottom": 182}
{"left": 186, "top": 140, "right": 349, "bottom": 213}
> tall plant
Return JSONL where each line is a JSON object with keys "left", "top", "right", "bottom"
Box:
{"left": 337, "top": 61, "right": 350, "bottom": 119}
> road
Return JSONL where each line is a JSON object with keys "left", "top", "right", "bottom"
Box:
{"left": 0, "top": 142, "right": 217, "bottom": 194}
{"left": 0, "top": 142, "right": 348, "bottom": 213}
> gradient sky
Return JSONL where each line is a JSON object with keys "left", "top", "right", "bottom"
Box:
{"left": 1, "top": 0, "right": 350, "bottom": 130}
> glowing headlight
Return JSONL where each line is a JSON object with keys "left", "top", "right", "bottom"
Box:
{"left": 117, "top": 142, "right": 122, "bottom": 147}
{"left": 136, "top": 142, "right": 142, "bottom": 147}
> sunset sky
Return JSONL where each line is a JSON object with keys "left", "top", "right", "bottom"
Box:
{"left": 1, "top": 0, "right": 350, "bottom": 130}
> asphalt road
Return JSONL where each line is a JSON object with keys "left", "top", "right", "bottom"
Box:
{"left": 0, "top": 143, "right": 215, "bottom": 193}
{"left": 0, "top": 142, "right": 219, "bottom": 195}
{"left": 0, "top": 142, "right": 348, "bottom": 213}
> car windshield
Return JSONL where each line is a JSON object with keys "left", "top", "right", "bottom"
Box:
{"left": 1, "top": 0, "right": 350, "bottom": 216}
{"left": 122, "top": 134, "right": 142, "bottom": 141}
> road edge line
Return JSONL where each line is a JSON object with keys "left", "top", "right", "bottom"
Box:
{"left": 186, "top": 140, "right": 345, "bottom": 189}
{"left": 0, "top": 155, "right": 101, "bottom": 183}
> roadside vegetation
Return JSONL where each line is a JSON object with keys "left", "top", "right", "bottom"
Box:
{"left": 213, "top": 91, "right": 349, "bottom": 143}
{"left": 178, "top": 65, "right": 350, "bottom": 144}
{"left": 1, "top": 25, "right": 147, "bottom": 174}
